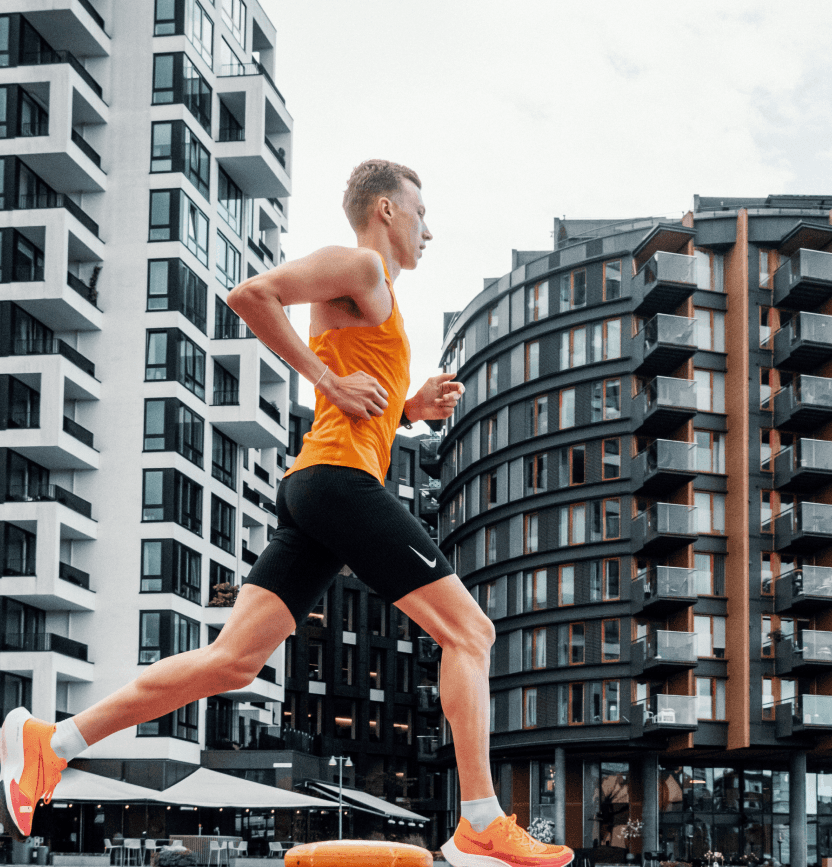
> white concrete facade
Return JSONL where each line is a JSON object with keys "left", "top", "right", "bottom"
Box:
{"left": 0, "top": 0, "right": 291, "bottom": 769}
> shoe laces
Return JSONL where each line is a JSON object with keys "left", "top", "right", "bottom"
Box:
{"left": 502, "top": 815, "right": 547, "bottom": 853}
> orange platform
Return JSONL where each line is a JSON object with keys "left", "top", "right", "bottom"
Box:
{"left": 283, "top": 839, "right": 434, "bottom": 867}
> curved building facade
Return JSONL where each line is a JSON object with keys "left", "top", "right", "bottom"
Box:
{"left": 428, "top": 197, "right": 832, "bottom": 866}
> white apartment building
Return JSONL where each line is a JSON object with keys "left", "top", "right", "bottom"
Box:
{"left": 0, "top": 0, "right": 292, "bottom": 779}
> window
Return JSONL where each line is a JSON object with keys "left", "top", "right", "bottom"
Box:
{"left": 696, "top": 677, "right": 726, "bottom": 720}
{"left": 561, "top": 326, "right": 587, "bottom": 369}
{"left": 561, "top": 503, "right": 586, "bottom": 546}
{"left": 142, "top": 470, "right": 164, "bottom": 521}
{"left": 603, "top": 438, "right": 620, "bottom": 479}
{"left": 212, "top": 428, "right": 236, "bottom": 488}
{"left": 139, "top": 612, "right": 162, "bottom": 663}
{"left": 488, "top": 304, "right": 499, "bottom": 342}
{"left": 527, "top": 281, "right": 548, "bottom": 321}
{"left": 762, "top": 677, "right": 795, "bottom": 721}
{"left": 694, "top": 369, "right": 725, "bottom": 413}
{"left": 151, "top": 122, "right": 173, "bottom": 171}
{"left": 523, "top": 628, "right": 546, "bottom": 670}
{"left": 602, "top": 559, "right": 620, "bottom": 600}
{"left": 144, "top": 399, "right": 166, "bottom": 450}
{"left": 603, "top": 680, "right": 620, "bottom": 722}
{"left": 175, "top": 403, "right": 204, "bottom": 467}
{"left": 152, "top": 54, "right": 175, "bottom": 103}
{"left": 525, "top": 452, "right": 548, "bottom": 495}
{"left": 213, "top": 361, "right": 238, "bottom": 405}
{"left": 154, "top": 0, "right": 177, "bottom": 35}
{"left": 559, "top": 564, "right": 575, "bottom": 606}
{"left": 186, "top": 0, "right": 214, "bottom": 64}
{"left": 216, "top": 231, "right": 240, "bottom": 289}
{"left": 695, "top": 491, "right": 726, "bottom": 534}
{"left": 140, "top": 541, "right": 163, "bottom": 592}
{"left": 143, "top": 470, "right": 203, "bottom": 532}
{"left": 760, "top": 368, "right": 772, "bottom": 409}
{"left": 525, "top": 340, "right": 540, "bottom": 380}
{"left": 184, "top": 125, "right": 209, "bottom": 199}
{"left": 591, "top": 378, "right": 621, "bottom": 422}
{"left": 600, "top": 318, "right": 621, "bottom": 360}
{"left": 694, "top": 308, "right": 726, "bottom": 352}
{"left": 602, "top": 619, "right": 620, "bottom": 661}
{"left": 522, "top": 569, "right": 547, "bottom": 612}
{"left": 568, "top": 683, "right": 584, "bottom": 725}
{"left": 486, "top": 360, "right": 498, "bottom": 398}
{"left": 211, "top": 495, "right": 235, "bottom": 553}
{"left": 218, "top": 167, "right": 242, "bottom": 235}
{"left": 569, "top": 623, "right": 585, "bottom": 664}
{"left": 761, "top": 490, "right": 772, "bottom": 532}
{"left": 601, "top": 499, "right": 620, "bottom": 539}
{"left": 695, "top": 552, "right": 725, "bottom": 596}
{"left": 149, "top": 190, "right": 173, "bottom": 240}
{"left": 484, "top": 526, "right": 497, "bottom": 565}
{"left": 759, "top": 306, "right": 773, "bottom": 348}
{"left": 560, "top": 269, "right": 587, "bottom": 310}
{"left": 761, "top": 553, "right": 773, "bottom": 595}
{"left": 175, "top": 471, "right": 203, "bottom": 533}
{"left": 484, "top": 469, "right": 498, "bottom": 509}
{"left": 524, "top": 513, "right": 539, "bottom": 553}
{"left": 178, "top": 332, "right": 206, "bottom": 399}
{"left": 562, "top": 443, "right": 585, "bottom": 485}
{"left": 695, "top": 430, "right": 725, "bottom": 473}
{"left": 761, "top": 430, "right": 772, "bottom": 471}
{"left": 528, "top": 395, "right": 548, "bottom": 436}
{"left": 485, "top": 414, "right": 498, "bottom": 453}
{"left": 695, "top": 614, "right": 726, "bottom": 658}
{"left": 183, "top": 191, "right": 209, "bottom": 265}
{"left": 559, "top": 388, "right": 575, "bottom": 428}
{"left": 759, "top": 248, "right": 772, "bottom": 288}
{"left": 147, "top": 259, "right": 207, "bottom": 331}
{"left": 0, "top": 18, "right": 8, "bottom": 68}
{"left": 139, "top": 610, "right": 199, "bottom": 665}
{"left": 603, "top": 260, "right": 621, "bottom": 300}
{"left": 694, "top": 248, "right": 724, "bottom": 292}
{"left": 183, "top": 54, "right": 211, "bottom": 131}
{"left": 222, "top": 0, "right": 247, "bottom": 47}
{"left": 523, "top": 687, "right": 537, "bottom": 728}
{"left": 762, "top": 615, "right": 773, "bottom": 658}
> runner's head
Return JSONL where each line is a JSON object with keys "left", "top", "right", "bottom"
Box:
{"left": 343, "top": 159, "right": 432, "bottom": 270}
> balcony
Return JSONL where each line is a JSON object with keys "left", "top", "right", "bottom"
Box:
{"left": 773, "top": 249, "right": 832, "bottom": 311}
{"left": 0, "top": 630, "right": 93, "bottom": 684}
{"left": 776, "top": 566, "right": 832, "bottom": 614}
{"left": 20, "top": 48, "right": 103, "bottom": 100}
{"left": 215, "top": 64, "right": 292, "bottom": 199}
{"left": 776, "top": 630, "right": 832, "bottom": 676}
{"left": 218, "top": 662, "right": 281, "bottom": 703}
{"left": 417, "top": 684, "right": 441, "bottom": 714}
{"left": 17, "top": 1, "right": 110, "bottom": 59}
{"left": 419, "top": 490, "right": 439, "bottom": 527}
{"left": 632, "top": 439, "right": 697, "bottom": 495}
{"left": 631, "top": 566, "right": 697, "bottom": 615}
{"left": 630, "top": 694, "right": 698, "bottom": 737}
{"left": 13, "top": 338, "right": 95, "bottom": 378}
{"left": 16, "top": 192, "right": 99, "bottom": 238}
{"left": 1, "top": 406, "right": 98, "bottom": 472}
{"left": 773, "top": 375, "right": 832, "bottom": 431}
{"left": 6, "top": 483, "right": 92, "bottom": 519}
{"left": 0, "top": 631, "right": 87, "bottom": 660}
{"left": 776, "top": 695, "right": 832, "bottom": 738}
{"left": 632, "top": 503, "right": 697, "bottom": 555}
{"left": 774, "top": 439, "right": 832, "bottom": 492}
{"left": 419, "top": 438, "right": 441, "bottom": 480}
{"left": 631, "top": 630, "right": 698, "bottom": 678}
{"left": 774, "top": 502, "right": 832, "bottom": 553}
{"left": 632, "top": 377, "right": 697, "bottom": 436}
{"left": 773, "top": 312, "right": 832, "bottom": 371}
{"left": 632, "top": 252, "right": 697, "bottom": 317}
{"left": 633, "top": 314, "right": 697, "bottom": 375}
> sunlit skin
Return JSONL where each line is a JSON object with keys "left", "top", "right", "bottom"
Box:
{"left": 73, "top": 178, "right": 498, "bottom": 802}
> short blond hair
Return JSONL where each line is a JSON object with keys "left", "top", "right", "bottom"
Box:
{"left": 342, "top": 159, "right": 421, "bottom": 232}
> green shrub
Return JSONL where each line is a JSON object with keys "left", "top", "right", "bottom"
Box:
{"left": 154, "top": 849, "right": 198, "bottom": 867}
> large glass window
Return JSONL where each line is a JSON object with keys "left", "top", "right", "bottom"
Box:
{"left": 182, "top": 192, "right": 209, "bottom": 265}
{"left": 0, "top": 17, "right": 10, "bottom": 68}
{"left": 216, "top": 231, "right": 240, "bottom": 289}
{"left": 152, "top": 54, "right": 175, "bottom": 103}
{"left": 218, "top": 167, "right": 242, "bottom": 234}
{"left": 139, "top": 612, "right": 162, "bottom": 662}
{"left": 147, "top": 259, "right": 207, "bottom": 332}
{"left": 149, "top": 190, "right": 173, "bottom": 240}
{"left": 222, "top": 0, "right": 247, "bottom": 48}
{"left": 142, "top": 470, "right": 164, "bottom": 521}
{"left": 186, "top": 0, "right": 214, "bottom": 64}
{"left": 211, "top": 494, "right": 235, "bottom": 553}
{"left": 528, "top": 395, "right": 548, "bottom": 436}
{"left": 212, "top": 427, "right": 236, "bottom": 488}
{"left": 185, "top": 126, "right": 209, "bottom": 199}
{"left": 183, "top": 54, "right": 211, "bottom": 132}
{"left": 151, "top": 122, "right": 173, "bottom": 172}
{"left": 144, "top": 399, "right": 166, "bottom": 450}
{"left": 175, "top": 471, "right": 202, "bottom": 533}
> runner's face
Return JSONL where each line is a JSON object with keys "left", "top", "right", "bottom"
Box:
{"left": 391, "top": 180, "right": 432, "bottom": 270}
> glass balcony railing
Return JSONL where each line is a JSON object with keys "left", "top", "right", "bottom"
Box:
{"left": 20, "top": 49, "right": 103, "bottom": 100}
{"left": 775, "top": 439, "right": 832, "bottom": 482}
{"left": 13, "top": 338, "right": 95, "bottom": 377}
{"left": 787, "top": 566, "right": 832, "bottom": 598}
{"left": 214, "top": 323, "right": 254, "bottom": 339}
{"left": 638, "top": 566, "right": 697, "bottom": 601}
{"left": 636, "top": 503, "right": 697, "bottom": 538}
{"left": 789, "top": 311, "right": 832, "bottom": 345}
{"left": 791, "top": 502, "right": 832, "bottom": 536}
{"left": 774, "top": 249, "right": 832, "bottom": 303}
{"left": 63, "top": 416, "right": 94, "bottom": 448}
{"left": 646, "top": 629, "right": 697, "bottom": 663}
{"left": 258, "top": 397, "right": 282, "bottom": 426}
{"left": 0, "top": 631, "right": 88, "bottom": 660}
{"left": 797, "top": 630, "right": 832, "bottom": 662}
{"left": 218, "top": 62, "right": 287, "bottom": 106}
{"left": 774, "top": 375, "right": 832, "bottom": 425}
{"left": 7, "top": 483, "right": 92, "bottom": 519}
{"left": 636, "top": 251, "right": 697, "bottom": 288}
{"left": 639, "top": 694, "right": 697, "bottom": 727}
{"left": 788, "top": 694, "right": 832, "bottom": 726}
{"left": 59, "top": 561, "right": 90, "bottom": 590}
{"left": 637, "top": 439, "right": 697, "bottom": 476}
{"left": 640, "top": 313, "right": 697, "bottom": 350}
{"left": 639, "top": 377, "right": 698, "bottom": 412}
{"left": 212, "top": 390, "right": 240, "bottom": 407}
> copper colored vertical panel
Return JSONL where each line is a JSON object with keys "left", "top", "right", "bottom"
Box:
{"left": 724, "top": 209, "right": 751, "bottom": 750}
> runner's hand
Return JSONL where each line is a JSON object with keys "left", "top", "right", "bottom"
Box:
{"left": 320, "top": 370, "right": 389, "bottom": 420}
{"left": 412, "top": 373, "right": 465, "bottom": 420}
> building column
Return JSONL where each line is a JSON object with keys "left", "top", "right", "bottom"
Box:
{"left": 553, "top": 747, "right": 566, "bottom": 844}
{"left": 789, "top": 751, "right": 807, "bottom": 867}
{"left": 642, "top": 752, "right": 659, "bottom": 854}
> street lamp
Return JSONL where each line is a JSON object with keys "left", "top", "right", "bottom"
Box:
{"left": 328, "top": 755, "right": 353, "bottom": 840}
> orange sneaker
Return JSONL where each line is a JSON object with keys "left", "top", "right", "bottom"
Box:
{"left": 441, "top": 814, "right": 574, "bottom": 867}
{"left": 0, "top": 708, "right": 67, "bottom": 840}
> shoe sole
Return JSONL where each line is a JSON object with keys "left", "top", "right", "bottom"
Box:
{"left": 440, "top": 837, "right": 574, "bottom": 867}
{"left": 0, "top": 708, "right": 33, "bottom": 841}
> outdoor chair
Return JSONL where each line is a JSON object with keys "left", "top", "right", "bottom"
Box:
{"left": 144, "top": 841, "right": 158, "bottom": 865}
{"left": 124, "top": 839, "right": 142, "bottom": 866}
{"left": 104, "top": 839, "right": 124, "bottom": 866}
{"left": 268, "top": 843, "right": 284, "bottom": 859}
{"left": 231, "top": 842, "right": 248, "bottom": 857}
{"left": 209, "top": 840, "right": 229, "bottom": 866}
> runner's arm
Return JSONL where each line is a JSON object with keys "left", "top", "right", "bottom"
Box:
{"left": 227, "top": 247, "right": 389, "bottom": 420}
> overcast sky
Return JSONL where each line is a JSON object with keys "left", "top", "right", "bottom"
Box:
{"left": 261, "top": 0, "right": 832, "bottom": 423}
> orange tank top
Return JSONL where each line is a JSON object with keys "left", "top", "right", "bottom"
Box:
{"left": 284, "top": 255, "right": 411, "bottom": 485}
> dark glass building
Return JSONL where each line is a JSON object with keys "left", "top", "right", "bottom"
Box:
{"left": 430, "top": 196, "right": 832, "bottom": 867}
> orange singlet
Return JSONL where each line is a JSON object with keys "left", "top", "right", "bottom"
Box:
{"left": 284, "top": 255, "right": 410, "bottom": 485}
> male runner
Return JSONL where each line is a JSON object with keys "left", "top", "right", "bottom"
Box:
{"left": 0, "top": 160, "right": 573, "bottom": 867}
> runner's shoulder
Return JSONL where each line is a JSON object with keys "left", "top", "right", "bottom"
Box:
{"left": 315, "top": 246, "right": 384, "bottom": 295}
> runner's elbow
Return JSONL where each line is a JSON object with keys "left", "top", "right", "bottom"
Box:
{"left": 228, "top": 277, "right": 279, "bottom": 316}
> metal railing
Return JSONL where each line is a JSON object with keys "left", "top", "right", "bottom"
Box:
{"left": 247, "top": 236, "right": 265, "bottom": 262}
{"left": 78, "top": 0, "right": 106, "bottom": 30}
{"left": 794, "top": 629, "right": 832, "bottom": 661}
{"left": 775, "top": 439, "right": 832, "bottom": 477}
{"left": 638, "top": 694, "right": 697, "bottom": 727}
{"left": 776, "top": 248, "right": 832, "bottom": 289}
{"left": 639, "top": 313, "right": 697, "bottom": 350}
{"left": 59, "top": 561, "right": 90, "bottom": 589}
{"left": 636, "top": 566, "right": 697, "bottom": 600}
{"left": 71, "top": 129, "right": 102, "bottom": 167}
{"left": 259, "top": 397, "right": 281, "bottom": 426}
{"left": 7, "top": 483, "right": 92, "bottom": 519}
{"left": 0, "top": 631, "right": 89, "bottom": 660}
{"left": 212, "top": 390, "right": 240, "bottom": 406}
{"left": 17, "top": 191, "right": 99, "bottom": 236}
{"left": 66, "top": 270, "right": 98, "bottom": 305}
{"left": 9, "top": 409, "right": 39, "bottom": 428}
{"left": 218, "top": 62, "right": 286, "bottom": 105}
{"left": 20, "top": 49, "right": 103, "bottom": 99}
{"left": 13, "top": 338, "right": 95, "bottom": 377}
{"left": 242, "top": 483, "right": 259, "bottom": 505}
{"left": 63, "top": 415, "right": 94, "bottom": 447}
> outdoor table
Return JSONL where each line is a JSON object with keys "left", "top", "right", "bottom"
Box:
{"left": 171, "top": 837, "right": 242, "bottom": 865}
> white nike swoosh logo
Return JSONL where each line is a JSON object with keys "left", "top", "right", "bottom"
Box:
{"left": 409, "top": 546, "right": 436, "bottom": 568}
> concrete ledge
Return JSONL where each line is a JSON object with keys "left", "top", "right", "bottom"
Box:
{"left": 53, "top": 856, "right": 111, "bottom": 866}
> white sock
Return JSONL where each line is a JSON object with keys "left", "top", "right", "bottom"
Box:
{"left": 50, "top": 719, "right": 88, "bottom": 762}
{"left": 461, "top": 796, "right": 504, "bottom": 833}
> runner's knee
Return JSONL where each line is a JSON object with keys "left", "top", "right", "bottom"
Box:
{"left": 207, "top": 646, "right": 264, "bottom": 691}
{"left": 442, "top": 614, "right": 495, "bottom": 658}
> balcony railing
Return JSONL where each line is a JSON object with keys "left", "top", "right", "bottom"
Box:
{"left": 774, "top": 438, "right": 832, "bottom": 490}
{"left": 269, "top": 198, "right": 284, "bottom": 213}
{"left": 773, "top": 375, "right": 832, "bottom": 429}
{"left": 776, "top": 566, "right": 832, "bottom": 614}
{"left": 641, "top": 376, "right": 697, "bottom": 412}
{"left": 59, "top": 561, "right": 90, "bottom": 589}
{"left": 635, "top": 314, "right": 697, "bottom": 373}
{"left": 784, "top": 695, "right": 832, "bottom": 727}
{"left": 63, "top": 415, "right": 94, "bottom": 448}
{"left": 633, "top": 251, "right": 697, "bottom": 316}
{"left": 77, "top": 0, "right": 106, "bottom": 30}
{"left": 214, "top": 323, "right": 254, "bottom": 339}
{"left": 70, "top": 129, "right": 102, "bottom": 168}
{"left": 253, "top": 463, "right": 270, "bottom": 484}
{"left": 7, "top": 483, "right": 92, "bottom": 519}
{"left": 212, "top": 390, "right": 240, "bottom": 407}
{"left": 638, "top": 694, "right": 697, "bottom": 729}
{"left": 797, "top": 630, "right": 832, "bottom": 662}
{"left": 259, "top": 397, "right": 281, "bottom": 426}
{"left": 774, "top": 248, "right": 832, "bottom": 309}
{"left": 20, "top": 49, "right": 103, "bottom": 99}
{"left": 774, "top": 311, "right": 832, "bottom": 371}
{"left": 242, "top": 483, "right": 259, "bottom": 505}
{"left": 9, "top": 409, "right": 40, "bottom": 428}
{"left": 0, "top": 631, "right": 88, "bottom": 660}
{"left": 218, "top": 127, "right": 245, "bottom": 142}
{"left": 218, "top": 62, "right": 286, "bottom": 105}
{"left": 14, "top": 338, "right": 95, "bottom": 377}
{"left": 775, "top": 502, "right": 832, "bottom": 552}
{"left": 633, "top": 439, "right": 697, "bottom": 493}
{"left": 20, "top": 120, "right": 48, "bottom": 137}
{"left": 263, "top": 137, "right": 286, "bottom": 168}
{"left": 16, "top": 192, "right": 99, "bottom": 237}
{"left": 241, "top": 547, "right": 258, "bottom": 566}
{"left": 638, "top": 566, "right": 697, "bottom": 603}
{"left": 258, "top": 664, "right": 276, "bottom": 684}
{"left": 632, "top": 503, "right": 697, "bottom": 554}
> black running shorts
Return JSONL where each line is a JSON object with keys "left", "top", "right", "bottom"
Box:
{"left": 244, "top": 464, "right": 454, "bottom": 625}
